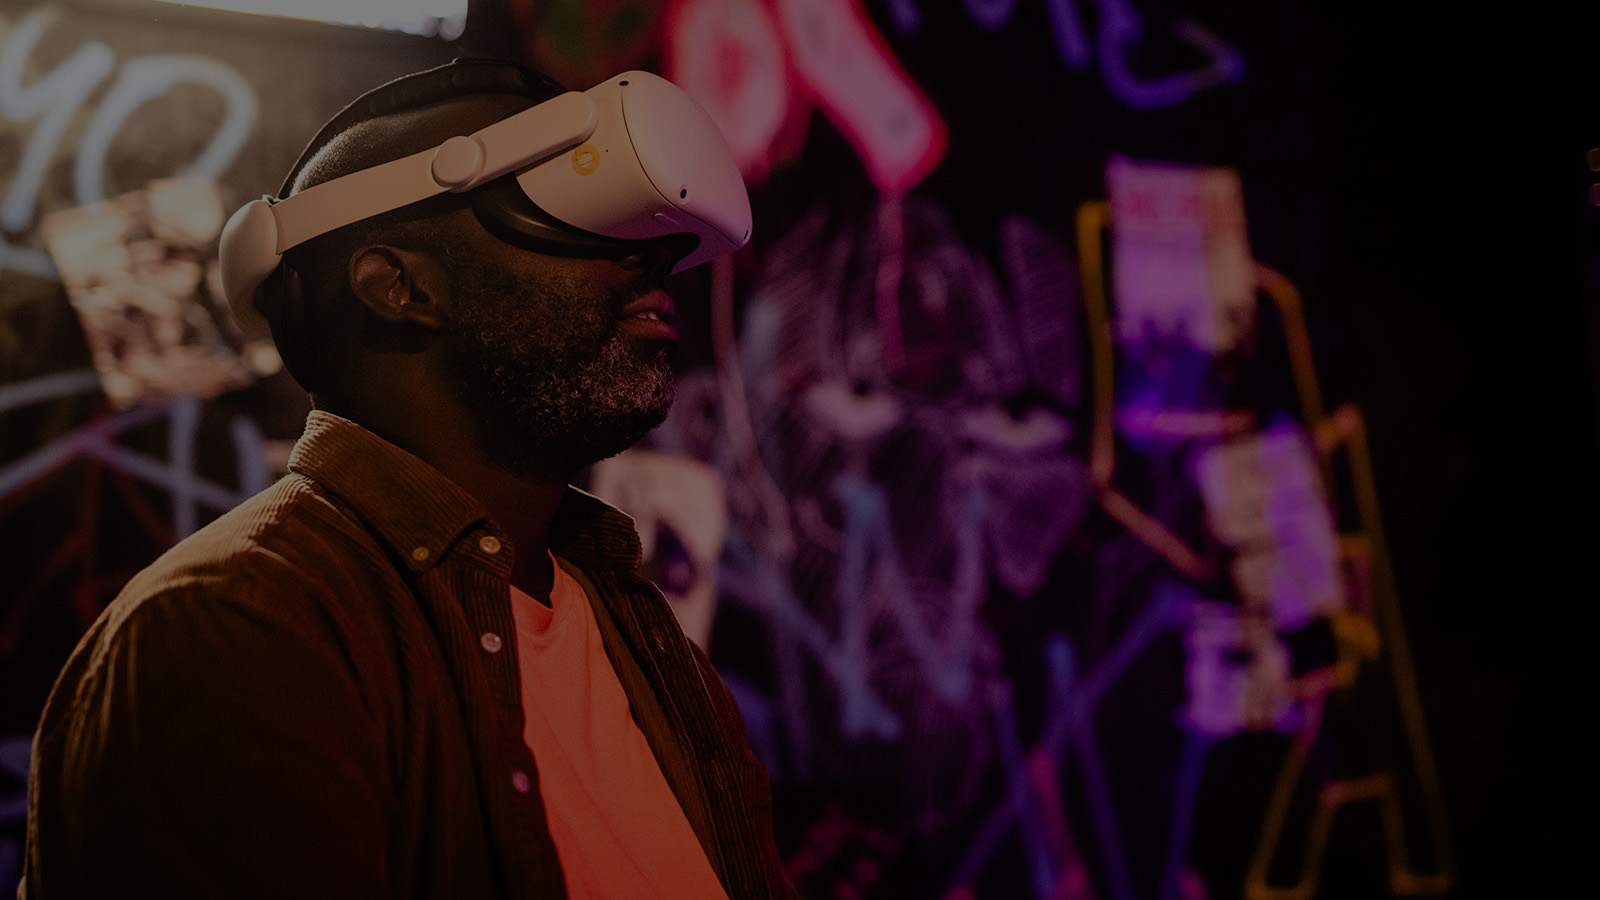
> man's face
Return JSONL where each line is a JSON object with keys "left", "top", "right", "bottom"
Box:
{"left": 437, "top": 225, "right": 678, "bottom": 479}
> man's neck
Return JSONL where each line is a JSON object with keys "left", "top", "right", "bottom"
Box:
{"left": 314, "top": 386, "right": 571, "bottom": 604}
{"left": 441, "top": 455, "right": 567, "bottom": 604}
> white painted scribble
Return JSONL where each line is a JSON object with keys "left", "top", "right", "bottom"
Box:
{"left": 1, "top": 6, "right": 259, "bottom": 274}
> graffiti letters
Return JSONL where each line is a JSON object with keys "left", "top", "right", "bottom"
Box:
{"left": 0, "top": 5, "right": 258, "bottom": 276}
{"left": 886, "top": 0, "right": 1244, "bottom": 110}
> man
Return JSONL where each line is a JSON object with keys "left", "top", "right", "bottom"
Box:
{"left": 22, "top": 59, "right": 793, "bottom": 899}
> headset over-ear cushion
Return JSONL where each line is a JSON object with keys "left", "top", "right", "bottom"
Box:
{"left": 218, "top": 198, "right": 283, "bottom": 324}
{"left": 268, "top": 265, "right": 312, "bottom": 385}
{"left": 216, "top": 198, "right": 317, "bottom": 387}
{"left": 242, "top": 259, "right": 313, "bottom": 390}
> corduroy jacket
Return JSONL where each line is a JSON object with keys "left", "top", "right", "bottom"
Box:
{"left": 23, "top": 410, "right": 794, "bottom": 900}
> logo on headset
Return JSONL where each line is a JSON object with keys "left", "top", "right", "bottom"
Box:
{"left": 571, "top": 143, "right": 600, "bottom": 175}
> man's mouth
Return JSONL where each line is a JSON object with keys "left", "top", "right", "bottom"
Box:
{"left": 620, "top": 291, "right": 678, "bottom": 341}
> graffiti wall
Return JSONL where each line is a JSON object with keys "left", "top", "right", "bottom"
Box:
{"left": 0, "top": 0, "right": 462, "bottom": 883}
{"left": 603, "top": 3, "right": 1456, "bottom": 898}
{"left": 5, "top": 0, "right": 1584, "bottom": 897}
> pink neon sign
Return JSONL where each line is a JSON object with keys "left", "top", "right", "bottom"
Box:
{"left": 667, "top": 0, "right": 947, "bottom": 195}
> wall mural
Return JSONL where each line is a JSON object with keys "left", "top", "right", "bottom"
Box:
{"left": 1, "top": 1, "right": 1455, "bottom": 898}
{"left": 0, "top": 2, "right": 459, "bottom": 886}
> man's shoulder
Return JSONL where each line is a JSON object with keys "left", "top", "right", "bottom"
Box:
{"left": 108, "top": 472, "right": 400, "bottom": 628}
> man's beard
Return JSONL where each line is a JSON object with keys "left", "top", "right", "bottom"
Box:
{"left": 439, "top": 257, "right": 674, "bottom": 480}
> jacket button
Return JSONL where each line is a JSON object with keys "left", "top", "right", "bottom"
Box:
{"left": 511, "top": 770, "right": 532, "bottom": 793}
{"left": 480, "top": 633, "right": 503, "bottom": 653}
{"left": 480, "top": 535, "right": 502, "bottom": 554}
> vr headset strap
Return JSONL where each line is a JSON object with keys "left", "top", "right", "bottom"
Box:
{"left": 270, "top": 92, "right": 599, "bottom": 252}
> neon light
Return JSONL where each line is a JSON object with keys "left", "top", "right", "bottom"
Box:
{"left": 665, "top": 0, "right": 793, "bottom": 180}
{"left": 943, "top": 590, "right": 1190, "bottom": 900}
{"left": 0, "top": 369, "right": 101, "bottom": 413}
{"left": 774, "top": 0, "right": 948, "bottom": 196}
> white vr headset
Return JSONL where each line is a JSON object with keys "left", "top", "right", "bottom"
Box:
{"left": 219, "top": 69, "right": 752, "bottom": 312}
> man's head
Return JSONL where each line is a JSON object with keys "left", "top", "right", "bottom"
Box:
{"left": 256, "top": 59, "right": 694, "bottom": 477}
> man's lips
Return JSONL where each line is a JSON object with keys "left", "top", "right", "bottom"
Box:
{"left": 619, "top": 290, "right": 678, "bottom": 341}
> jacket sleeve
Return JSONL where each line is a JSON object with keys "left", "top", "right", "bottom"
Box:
{"left": 24, "top": 581, "right": 393, "bottom": 899}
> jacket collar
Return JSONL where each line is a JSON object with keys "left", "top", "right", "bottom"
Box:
{"left": 287, "top": 410, "right": 642, "bottom": 574}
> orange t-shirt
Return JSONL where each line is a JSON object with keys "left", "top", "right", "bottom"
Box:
{"left": 509, "top": 556, "right": 731, "bottom": 900}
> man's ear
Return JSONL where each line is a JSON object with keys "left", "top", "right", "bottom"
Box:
{"left": 348, "top": 245, "right": 451, "bottom": 330}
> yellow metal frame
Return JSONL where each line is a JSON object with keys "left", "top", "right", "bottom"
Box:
{"left": 1074, "top": 199, "right": 1455, "bottom": 897}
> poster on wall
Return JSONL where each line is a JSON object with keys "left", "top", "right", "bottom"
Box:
{"left": 41, "top": 176, "right": 276, "bottom": 409}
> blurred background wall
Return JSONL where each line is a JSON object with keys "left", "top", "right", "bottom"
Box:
{"left": 1, "top": 1, "right": 1593, "bottom": 897}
